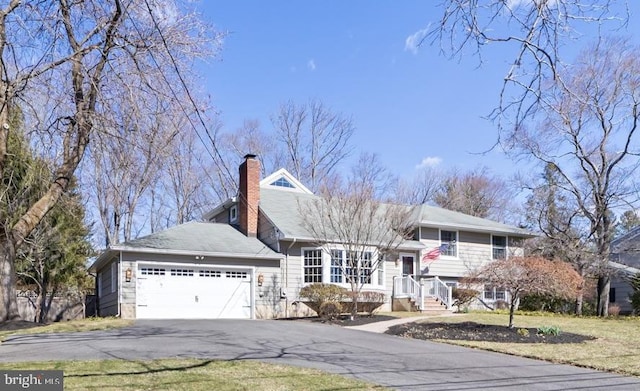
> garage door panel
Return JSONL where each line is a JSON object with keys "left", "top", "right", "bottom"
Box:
{"left": 136, "top": 264, "right": 252, "bottom": 319}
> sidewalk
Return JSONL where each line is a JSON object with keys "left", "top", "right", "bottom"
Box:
{"left": 345, "top": 313, "right": 467, "bottom": 333}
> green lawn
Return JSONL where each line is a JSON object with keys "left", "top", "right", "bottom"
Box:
{"left": 418, "top": 312, "right": 640, "bottom": 376}
{"left": 0, "top": 317, "right": 132, "bottom": 343}
{"left": 0, "top": 359, "right": 386, "bottom": 390}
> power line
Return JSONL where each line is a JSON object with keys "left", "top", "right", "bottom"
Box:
{"left": 129, "top": 0, "right": 236, "bottom": 187}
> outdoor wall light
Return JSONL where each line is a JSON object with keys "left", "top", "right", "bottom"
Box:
{"left": 257, "top": 274, "right": 264, "bottom": 287}
{"left": 125, "top": 268, "right": 132, "bottom": 282}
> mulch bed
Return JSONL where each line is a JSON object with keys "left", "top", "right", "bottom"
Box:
{"left": 386, "top": 321, "right": 596, "bottom": 344}
{"left": 280, "top": 314, "right": 397, "bottom": 327}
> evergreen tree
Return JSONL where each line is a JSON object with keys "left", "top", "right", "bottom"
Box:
{"left": 4, "top": 111, "right": 92, "bottom": 323}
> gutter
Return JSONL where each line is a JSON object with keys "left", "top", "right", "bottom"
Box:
{"left": 284, "top": 238, "right": 297, "bottom": 318}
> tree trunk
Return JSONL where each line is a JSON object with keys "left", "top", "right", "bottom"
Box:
{"left": 350, "top": 283, "right": 357, "bottom": 321}
{"left": 0, "top": 239, "right": 20, "bottom": 322}
{"left": 35, "top": 289, "right": 45, "bottom": 324}
{"left": 508, "top": 295, "right": 517, "bottom": 329}
{"left": 574, "top": 291, "right": 583, "bottom": 316}
{"left": 597, "top": 275, "right": 610, "bottom": 317}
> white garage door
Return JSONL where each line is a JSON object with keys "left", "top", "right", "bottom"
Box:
{"left": 136, "top": 263, "right": 252, "bottom": 319}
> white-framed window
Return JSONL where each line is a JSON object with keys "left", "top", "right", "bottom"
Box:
{"left": 303, "top": 247, "right": 381, "bottom": 286}
{"left": 271, "top": 177, "right": 295, "bottom": 188}
{"left": 330, "top": 250, "right": 343, "bottom": 283}
{"left": 492, "top": 235, "right": 507, "bottom": 260}
{"left": 440, "top": 230, "right": 458, "bottom": 257}
{"left": 111, "top": 263, "right": 117, "bottom": 293}
{"left": 483, "top": 285, "right": 507, "bottom": 301}
{"left": 229, "top": 205, "right": 238, "bottom": 223}
{"left": 377, "top": 255, "right": 385, "bottom": 287}
{"left": 303, "top": 248, "right": 323, "bottom": 283}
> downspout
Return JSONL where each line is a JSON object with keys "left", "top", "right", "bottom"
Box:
{"left": 117, "top": 251, "right": 122, "bottom": 318}
{"left": 284, "top": 238, "right": 297, "bottom": 318}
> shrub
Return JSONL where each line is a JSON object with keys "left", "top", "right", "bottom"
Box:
{"left": 519, "top": 293, "right": 574, "bottom": 313}
{"left": 452, "top": 288, "right": 478, "bottom": 308}
{"left": 299, "top": 283, "right": 347, "bottom": 304}
{"left": 318, "top": 301, "right": 342, "bottom": 320}
{"left": 537, "top": 325, "right": 561, "bottom": 336}
{"left": 631, "top": 291, "right": 640, "bottom": 315}
{"left": 357, "top": 290, "right": 385, "bottom": 303}
{"left": 629, "top": 272, "right": 640, "bottom": 314}
{"left": 298, "top": 283, "right": 348, "bottom": 317}
{"left": 516, "top": 328, "right": 530, "bottom": 337}
{"left": 351, "top": 291, "right": 386, "bottom": 316}
{"left": 608, "top": 304, "right": 621, "bottom": 317}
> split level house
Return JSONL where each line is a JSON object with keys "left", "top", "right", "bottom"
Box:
{"left": 609, "top": 226, "right": 640, "bottom": 314}
{"left": 90, "top": 154, "right": 534, "bottom": 319}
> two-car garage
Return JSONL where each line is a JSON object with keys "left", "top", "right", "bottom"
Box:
{"left": 91, "top": 222, "right": 283, "bottom": 320}
{"left": 135, "top": 263, "right": 253, "bottom": 319}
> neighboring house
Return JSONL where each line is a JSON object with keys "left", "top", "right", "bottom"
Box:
{"left": 90, "top": 154, "right": 533, "bottom": 320}
{"left": 609, "top": 227, "right": 640, "bottom": 314}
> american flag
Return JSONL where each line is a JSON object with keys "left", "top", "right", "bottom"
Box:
{"left": 422, "top": 244, "right": 449, "bottom": 263}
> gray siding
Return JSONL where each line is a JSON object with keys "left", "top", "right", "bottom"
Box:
{"left": 258, "top": 211, "right": 279, "bottom": 251}
{"left": 97, "top": 258, "right": 118, "bottom": 316}
{"left": 209, "top": 206, "right": 234, "bottom": 224}
{"left": 611, "top": 274, "right": 634, "bottom": 314}
{"left": 420, "top": 227, "right": 438, "bottom": 241}
{"left": 423, "top": 231, "right": 527, "bottom": 279}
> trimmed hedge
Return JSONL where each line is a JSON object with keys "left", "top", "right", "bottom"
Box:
{"left": 298, "top": 283, "right": 386, "bottom": 318}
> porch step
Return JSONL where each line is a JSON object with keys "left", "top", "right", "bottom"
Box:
{"left": 418, "top": 298, "right": 452, "bottom": 314}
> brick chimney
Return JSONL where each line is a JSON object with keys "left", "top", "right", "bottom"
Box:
{"left": 238, "top": 154, "right": 260, "bottom": 237}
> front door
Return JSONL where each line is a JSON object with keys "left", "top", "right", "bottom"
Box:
{"left": 401, "top": 254, "right": 415, "bottom": 276}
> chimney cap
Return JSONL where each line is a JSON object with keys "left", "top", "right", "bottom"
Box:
{"left": 243, "top": 153, "right": 257, "bottom": 160}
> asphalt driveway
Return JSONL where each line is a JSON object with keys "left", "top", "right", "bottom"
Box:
{"left": 1, "top": 319, "right": 639, "bottom": 390}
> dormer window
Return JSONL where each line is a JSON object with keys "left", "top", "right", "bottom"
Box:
{"left": 271, "top": 177, "right": 295, "bottom": 189}
{"left": 229, "top": 205, "right": 238, "bottom": 223}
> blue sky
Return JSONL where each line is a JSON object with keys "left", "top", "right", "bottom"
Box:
{"left": 198, "top": 1, "right": 638, "bottom": 180}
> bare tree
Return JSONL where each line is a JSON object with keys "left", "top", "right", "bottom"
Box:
{"left": 221, "top": 119, "right": 285, "bottom": 177}
{"left": 393, "top": 166, "right": 442, "bottom": 205}
{"left": 464, "top": 256, "right": 583, "bottom": 328}
{"left": 272, "top": 99, "right": 355, "bottom": 192}
{"left": 433, "top": 167, "right": 514, "bottom": 221}
{"left": 149, "top": 128, "right": 215, "bottom": 231}
{"left": 524, "top": 164, "right": 595, "bottom": 315}
{"left": 616, "top": 210, "right": 640, "bottom": 237}
{"left": 514, "top": 38, "right": 640, "bottom": 316}
{"left": 428, "top": 0, "right": 628, "bottom": 131}
{"left": 301, "top": 154, "right": 413, "bottom": 319}
{"left": 0, "top": 1, "right": 221, "bottom": 321}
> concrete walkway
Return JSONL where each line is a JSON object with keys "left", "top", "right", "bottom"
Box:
{"left": 345, "top": 313, "right": 467, "bottom": 333}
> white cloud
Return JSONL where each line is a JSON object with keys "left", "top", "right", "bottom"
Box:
{"left": 307, "top": 59, "right": 316, "bottom": 71}
{"left": 416, "top": 156, "right": 442, "bottom": 169}
{"left": 405, "top": 27, "right": 429, "bottom": 54}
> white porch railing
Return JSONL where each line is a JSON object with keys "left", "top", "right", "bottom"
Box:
{"left": 393, "top": 275, "right": 453, "bottom": 310}
{"left": 422, "top": 276, "right": 453, "bottom": 310}
{"left": 393, "top": 275, "right": 423, "bottom": 310}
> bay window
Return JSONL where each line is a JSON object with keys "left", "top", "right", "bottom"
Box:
{"left": 303, "top": 248, "right": 380, "bottom": 286}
